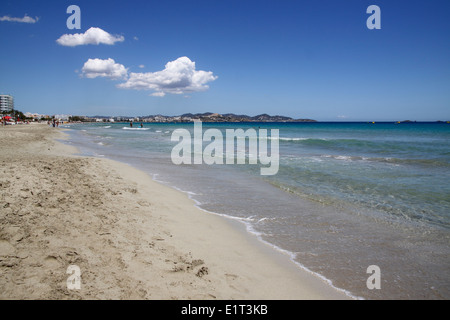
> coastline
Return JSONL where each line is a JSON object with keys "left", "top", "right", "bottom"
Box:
{"left": 0, "top": 124, "right": 351, "bottom": 299}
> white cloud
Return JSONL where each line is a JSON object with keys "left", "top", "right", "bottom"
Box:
{"left": 56, "top": 27, "right": 124, "bottom": 47}
{"left": 151, "top": 92, "right": 166, "bottom": 97}
{"left": 117, "top": 56, "right": 217, "bottom": 96}
{"left": 0, "top": 14, "right": 39, "bottom": 23}
{"left": 80, "top": 56, "right": 217, "bottom": 97}
{"left": 138, "top": 64, "right": 145, "bottom": 69}
{"left": 81, "top": 58, "right": 128, "bottom": 80}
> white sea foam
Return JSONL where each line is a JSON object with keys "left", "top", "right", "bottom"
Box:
{"left": 280, "top": 137, "right": 309, "bottom": 141}
{"left": 256, "top": 217, "right": 274, "bottom": 223}
{"left": 122, "top": 127, "right": 150, "bottom": 131}
{"left": 269, "top": 137, "right": 308, "bottom": 141}
{"left": 269, "top": 137, "right": 329, "bottom": 141}
{"left": 321, "top": 154, "right": 359, "bottom": 162}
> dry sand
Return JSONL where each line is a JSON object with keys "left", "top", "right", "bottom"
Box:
{"left": 0, "top": 124, "right": 350, "bottom": 300}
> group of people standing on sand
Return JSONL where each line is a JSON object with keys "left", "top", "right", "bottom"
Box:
{"left": 48, "top": 119, "right": 60, "bottom": 127}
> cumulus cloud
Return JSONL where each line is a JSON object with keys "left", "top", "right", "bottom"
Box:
{"left": 57, "top": 27, "right": 124, "bottom": 47}
{"left": 81, "top": 58, "right": 128, "bottom": 80}
{"left": 117, "top": 56, "right": 218, "bottom": 96}
{"left": 0, "top": 14, "right": 39, "bottom": 23}
{"left": 80, "top": 56, "right": 217, "bottom": 97}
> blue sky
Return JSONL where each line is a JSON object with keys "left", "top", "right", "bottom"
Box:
{"left": 0, "top": 0, "right": 449, "bottom": 121}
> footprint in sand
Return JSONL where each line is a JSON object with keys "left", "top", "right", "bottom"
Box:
{"left": 43, "top": 255, "right": 60, "bottom": 268}
{"left": 225, "top": 273, "right": 248, "bottom": 293}
{"left": 0, "top": 240, "right": 15, "bottom": 256}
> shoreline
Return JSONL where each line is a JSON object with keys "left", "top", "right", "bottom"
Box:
{"left": 0, "top": 124, "right": 351, "bottom": 299}
{"left": 181, "top": 191, "right": 360, "bottom": 300}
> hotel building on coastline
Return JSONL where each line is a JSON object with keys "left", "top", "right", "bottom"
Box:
{"left": 0, "top": 94, "right": 14, "bottom": 112}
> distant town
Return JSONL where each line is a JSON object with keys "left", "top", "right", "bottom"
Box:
{"left": 1, "top": 94, "right": 315, "bottom": 123}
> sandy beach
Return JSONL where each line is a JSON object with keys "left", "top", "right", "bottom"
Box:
{"left": 0, "top": 124, "right": 350, "bottom": 300}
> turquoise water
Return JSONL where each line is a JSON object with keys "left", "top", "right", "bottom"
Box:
{"left": 271, "top": 122, "right": 450, "bottom": 228}
{"left": 64, "top": 122, "right": 450, "bottom": 299}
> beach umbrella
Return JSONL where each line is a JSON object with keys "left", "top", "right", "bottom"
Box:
{"left": 3, "top": 116, "right": 12, "bottom": 120}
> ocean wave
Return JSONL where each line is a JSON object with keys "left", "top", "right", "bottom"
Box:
{"left": 272, "top": 137, "right": 366, "bottom": 148}
{"left": 270, "top": 137, "right": 325, "bottom": 141}
{"left": 319, "top": 154, "right": 450, "bottom": 167}
{"left": 374, "top": 157, "right": 450, "bottom": 167}
{"left": 122, "top": 127, "right": 150, "bottom": 131}
{"left": 274, "top": 137, "right": 444, "bottom": 158}
{"left": 280, "top": 137, "right": 363, "bottom": 145}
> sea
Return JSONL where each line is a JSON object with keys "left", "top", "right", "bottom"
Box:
{"left": 61, "top": 121, "right": 450, "bottom": 300}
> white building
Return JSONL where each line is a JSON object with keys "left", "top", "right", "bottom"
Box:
{"left": 0, "top": 95, "right": 14, "bottom": 112}
{"left": 24, "top": 112, "right": 43, "bottom": 120}
{"left": 54, "top": 114, "right": 71, "bottom": 121}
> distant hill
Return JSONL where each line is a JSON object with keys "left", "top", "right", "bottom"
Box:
{"left": 177, "top": 112, "right": 316, "bottom": 122}
{"left": 81, "top": 112, "right": 317, "bottom": 123}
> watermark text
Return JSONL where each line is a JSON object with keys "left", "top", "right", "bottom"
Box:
{"left": 171, "top": 121, "right": 279, "bottom": 175}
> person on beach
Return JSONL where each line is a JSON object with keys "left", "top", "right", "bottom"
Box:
{"left": 140, "top": 123, "right": 143, "bottom": 128}
{"left": 130, "top": 121, "right": 133, "bottom": 128}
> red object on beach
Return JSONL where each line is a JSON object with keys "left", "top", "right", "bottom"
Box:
{"left": 3, "top": 116, "right": 12, "bottom": 120}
